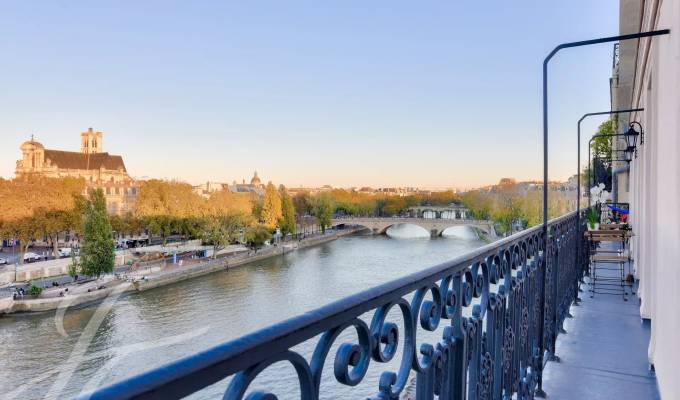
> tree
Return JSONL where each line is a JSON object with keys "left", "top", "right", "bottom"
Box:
{"left": 589, "top": 120, "right": 615, "bottom": 191}
{"left": 459, "top": 190, "right": 492, "bottom": 220}
{"left": 279, "top": 186, "right": 296, "bottom": 235}
{"left": 261, "top": 182, "right": 282, "bottom": 230}
{"left": 40, "top": 209, "right": 72, "bottom": 258}
{"left": 135, "top": 179, "right": 204, "bottom": 245}
{"left": 109, "top": 214, "right": 127, "bottom": 240}
{"left": 68, "top": 253, "right": 81, "bottom": 280}
{"left": 207, "top": 190, "right": 253, "bottom": 216}
{"left": 201, "top": 214, "right": 246, "bottom": 258}
{"left": 11, "top": 217, "right": 43, "bottom": 262}
{"left": 314, "top": 193, "right": 334, "bottom": 233}
{"left": 145, "top": 215, "right": 177, "bottom": 246}
{"left": 245, "top": 225, "right": 272, "bottom": 249}
{"left": 0, "top": 176, "right": 85, "bottom": 261}
{"left": 28, "top": 283, "right": 43, "bottom": 297}
{"left": 293, "top": 191, "right": 314, "bottom": 216}
{"left": 80, "top": 189, "right": 115, "bottom": 278}
{"left": 178, "top": 217, "right": 205, "bottom": 241}
{"left": 592, "top": 120, "right": 614, "bottom": 159}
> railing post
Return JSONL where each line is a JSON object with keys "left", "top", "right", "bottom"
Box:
{"left": 450, "top": 275, "right": 468, "bottom": 400}
{"left": 535, "top": 229, "right": 548, "bottom": 397}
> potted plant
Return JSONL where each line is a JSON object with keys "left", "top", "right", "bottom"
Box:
{"left": 586, "top": 208, "right": 599, "bottom": 231}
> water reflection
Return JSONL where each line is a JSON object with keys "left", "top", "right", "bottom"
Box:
{"left": 385, "top": 223, "right": 430, "bottom": 238}
{"left": 442, "top": 225, "right": 480, "bottom": 240}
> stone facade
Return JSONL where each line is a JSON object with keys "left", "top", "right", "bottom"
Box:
{"left": 15, "top": 128, "right": 137, "bottom": 214}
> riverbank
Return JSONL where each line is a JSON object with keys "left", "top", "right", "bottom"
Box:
{"left": 1, "top": 227, "right": 364, "bottom": 315}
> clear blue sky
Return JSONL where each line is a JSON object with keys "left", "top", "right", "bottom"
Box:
{"left": 0, "top": 1, "right": 619, "bottom": 189}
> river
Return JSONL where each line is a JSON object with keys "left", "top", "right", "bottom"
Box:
{"left": 0, "top": 226, "right": 485, "bottom": 399}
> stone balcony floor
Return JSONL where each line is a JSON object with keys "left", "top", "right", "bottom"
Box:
{"left": 541, "top": 261, "right": 658, "bottom": 399}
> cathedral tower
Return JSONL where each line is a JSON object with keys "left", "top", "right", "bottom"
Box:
{"left": 80, "top": 127, "right": 103, "bottom": 154}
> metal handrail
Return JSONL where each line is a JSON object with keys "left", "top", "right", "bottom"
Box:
{"left": 82, "top": 211, "right": 587, "bottom": 400}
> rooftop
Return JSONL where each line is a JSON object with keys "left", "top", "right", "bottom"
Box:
{"left": 43, "top": 149, "right": 127, "bottom": 171}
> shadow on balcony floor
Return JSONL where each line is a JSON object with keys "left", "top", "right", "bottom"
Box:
{"left": 541, "top": 263, "right": 658, "bottom": 399}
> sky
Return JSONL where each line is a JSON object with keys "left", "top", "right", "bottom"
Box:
{"left": 0, "top": 1, "right": 620, "bottom": 189}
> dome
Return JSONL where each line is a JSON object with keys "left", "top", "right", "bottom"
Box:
{"left": 250, "top": 171, "right": 262, "bottom": 186}
{"left": 20, "top": 139, "right": 44, "bottom": 150}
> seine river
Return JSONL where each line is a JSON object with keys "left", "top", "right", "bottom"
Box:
{"left": 0, "top": 226, "right": 485, "bottom": 399}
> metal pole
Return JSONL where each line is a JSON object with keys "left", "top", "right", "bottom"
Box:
{"left": 543, "top": 30, "right": 668, "bottom": 236}
{"left": 539, "top": 29, "right": 668, "bottom": 397}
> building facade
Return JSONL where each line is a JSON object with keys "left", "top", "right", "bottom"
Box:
{"left": 612, "top": 1, "right": 679, "bottom": 398}
{"left": 15, "top": 128, "right": 137, "bottom": 214}
{"left": 192, "top": 181, "right": 229, "bottom": 198}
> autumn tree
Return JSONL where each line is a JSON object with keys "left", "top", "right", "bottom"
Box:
{"left": 80, "top": 189, "right": 115, "bottom": 278}
{"left": 207, "top": 190, "right": 253, "bottom": 216}
{"left": 135, "top": 180, "right": 204, "bottom": 245}
{"left": 261, "top": 182, "right": 282, "bottom": 230}
{"left": 0, "top": 176, "right": 85, "bottom": 261}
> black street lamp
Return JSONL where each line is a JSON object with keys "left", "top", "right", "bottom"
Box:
{"left": 576, "top": 108, "right": 643, "bottom": 222}
{"left": 624, "top": 121, "right": 643, "bottom": 157}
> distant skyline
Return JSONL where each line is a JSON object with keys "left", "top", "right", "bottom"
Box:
{"left": 1, "top": 1, "right": 619, "bottom": 188}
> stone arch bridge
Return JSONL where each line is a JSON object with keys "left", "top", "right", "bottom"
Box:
{"left": 331, "top": 217, "right": 496, "bottom": 238}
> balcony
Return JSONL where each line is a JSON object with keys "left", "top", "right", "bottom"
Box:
{"left": 80, "top": 210, "right": 657, "bottom": 400}
{"left": 541, "top": 259, "right": 657, "bottom": 399}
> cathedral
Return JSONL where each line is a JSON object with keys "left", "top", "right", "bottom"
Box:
{"left": 15, "top": 128, "right": 137, "bottom": 215}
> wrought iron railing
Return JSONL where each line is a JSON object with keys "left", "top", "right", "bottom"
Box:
{"left": 82, "top": 211, "right": 587, "bottom": 400}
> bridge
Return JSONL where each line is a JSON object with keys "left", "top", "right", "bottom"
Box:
{"left": 331, "top": 216, "right": 496, "bottom": 237}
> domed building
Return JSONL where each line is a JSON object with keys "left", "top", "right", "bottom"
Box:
{"left": 250, "top": 171, "right": 262, "bottom": 186}
{"left": 231, "top": 171, "right": 266, "bottom": 195}
{"left": 15, "top": 128, "right": 137, "bottom": 214}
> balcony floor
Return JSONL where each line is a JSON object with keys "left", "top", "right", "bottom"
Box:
{"left": 541, "top": 261, "right": 658, "bottom": 399}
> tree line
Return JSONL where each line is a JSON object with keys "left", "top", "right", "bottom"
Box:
{"left": 0, "top": 176, "right": 337, "bottom": 262}
{"left": 0, "top": 175, "right": 575, "bottom": 265}
{"left": 458, "top": 179, "right": 572, "bottom": 236}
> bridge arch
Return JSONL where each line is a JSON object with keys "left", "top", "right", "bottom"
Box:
{"left": 331, "top": 218, "right": 495, "bottom": 238}
{"left": 381, "top": 223, "right": 431, "bottom": 237}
